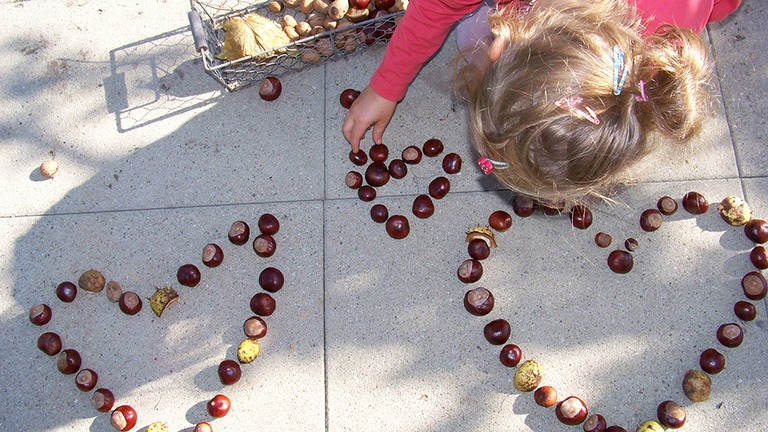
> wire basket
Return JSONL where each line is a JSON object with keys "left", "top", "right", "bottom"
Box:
{"left": 189, "top": 0, "right": 405, "bottom": 91}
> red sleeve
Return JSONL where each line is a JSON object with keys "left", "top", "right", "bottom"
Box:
{"left": 631, "top": 0, "right": 741, "bottom": 35}
{"left": 370, "top": 0, "right": 485, "bottom": 101}
{"left": 710, "top": 0, "right": 741, "bottom": 22}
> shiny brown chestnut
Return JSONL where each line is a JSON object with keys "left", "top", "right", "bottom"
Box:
{"left": 358, "top": 185, "right": 377, "bottom": 202}
{"left": 468, "top": 238, "right": 491, "bottom": 260}
{"left": 457, "top": 259, "right": 483, "bottom": 283}
{"left": 512, "top": 195, "right": 536, "bottom": 217}
{"left": 388, "top": 159, "right": 408, "bottom": 179}
{"left": 118, "top": 292, "right": 142, "bottom": 315}
{"left": 244, "top": 315, "right": 268, "bottom": 339}
{"left": 193, "top": 423, "right": 213, "bottom": 432}
{"left": 699, "top": 348, "right": 725, "bottom": 374}
{"left": 365, "top": 161, "right": 391, "bottom": 187}
{"left": 258, "top": 76, "right": 282, "bottom": 101}
{"left": 741, "top": 271, "right": 767, "bottom": 300}
{"left": 488, "top": 210, "right": 512, "bottom": 232}
{"left": 682, "top": 191, "right": 709, "bottom": 214}
{"left": 258, "top": 213, "right": 280, "bottom": 235}
{"left": 177, "top": 263, "right": 201, "bottom": 287}
{"left": 259, "top": 267, "right": 284, "bottom": 293}
{"left": 594, "top": 232, "right": 612, "bottom": 248}
{"left": 442, "top": 153, "right": 462, "bottom": 174}
{"left": 607, "top": 250, "right": 633, "bottom": 273}
{"left": 93, "top": 388, "right": 115, "bottom": 412}
{"left": 349, "top": 149, "right": 368, "bottom": 166}
{"left": 428, "top": 176, "right": 451, "bottom": 200}
{"left": 401, "top": 146, "right": 422, "bottom": 164}
{"left": 412, "top": 194, "right": 435, "bottom": 219}
{"left": 750, "top": 246, "right": 768, "bottom": 270}
{"left": 556, "top": 396, "right": 588, "bottom": 425}
{"left": 202, "top": 243, "right": 224, "bottom": 268}
{"left": 716, "top": 323, "right": 743, "bottom": 347}
{"left": 640, "top": 208, "right": 663, "bottom": 232}
{"left": 385, "top": 215, "right": 410, "bottom": 239}
{"left": 37, "top": 332, "right": 62, "bottom": 356}
{"left": 29, "top": 304, "right": 52, "bottom": 326}
{"left": 422, "top": 138, "right": 444, "bottom": 157}
{"left": 657, "top": 400, "right": 686, "bottom": 429}
{"left": 57, "top": 349, "right": 82, "bottom": 374}
{"left": 463, "top": 287, "right": 494, "bottom": 316}
{"left": 369, "top": 143, "right": 389, "bottom": 162}
{"left": 370, "top": 204, "right": 389, "bottom": 223}
{"left": 533, "top": 386, "right": 558, "bottom": 407}
{"left": 218, "top": 359, "right": 242, "bottom": 385}
{"left": 605, "top": 427, "right": 628, "bottom": 432}
{"left": 499, "top": 344, "right": 522, "bottom": 367}
{"left": 583, "top": 414, "right": 607, "bottom": 432}
{"left": 75, "top": 368, "right": 98, "bottom": 391}
{"left": 253, "top": 234, "right": 277, "bottom": 257}
{"left": 744, "top": 218, "right": 768, "bottom": 243}
{"left": 339, "top": 88, "right": 360, "bottom": 109}
{"left": 56, "top": 281, "right": 77, "bottom": 303}
{"left": 624, "top": 238, "right": 639, "bottom": 252}
{"left": 111, "top": 405, "right": 138, "bottom": 431}
{"left": 250, "top": 292, "right": 276, "bottom": 316}
{"left": 208, "top": 394, "right": 231, "bottom": 418}
{"left": 228, "top": 220, "right": 250, "bottom": 245}
{"left": 483, "top": 319, "right": 511, "bottom": 345}
{"left": 570, "top": 205, "right": 593, "bottom": 229}
{"left": 657, "top": 196, "right": 678, "bottom": 216}
{"left": 734, "top": 301, "right": 756, "bottom": 321}
{"left": 345, "top": 171, "right": 363, "bottom": 189}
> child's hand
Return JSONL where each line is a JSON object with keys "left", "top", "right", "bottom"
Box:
{"left": 342, "top": 85, "right": 397, "bottom": 153}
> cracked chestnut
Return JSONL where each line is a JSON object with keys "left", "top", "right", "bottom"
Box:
{"left": 388, "top": 159, "right": 408, "bottom": 179}
{"left": 422, "top": 138, "right": 444, "bottom": 157}
{"left": 499, "top": 344, "right": 522, "bottom": 367}
{"left": 370, "top": 204, "right": 389, "bottom": 223}
{"left": 512, "top": 195, "right": 536, "bottom": 217}
{"left": 349, "top": 149, "right": 368, "bottom": 166}
{"left": 29, "top": 304, "right": 52, "bottom": 326}
{"left": 75, "top": 368, "right": 98, "bottom": 391}
{"left": 744, "top": 219, "right": 768, "bottom": 243}
{"left": 657, "top": 400, "right": 686, "bottom": 429}
{"left": 250, "top": 292, "right": 276, "bottom": 316}
{"left": 457, "top": 259, "right": 483, "bottom": 283}
{"left": 716, "top": 323, "right": 743, "bottom": 347}
{"left": 253, "top": 234, "right": 277, "bottom": 257}
{"left": 483, "top": 319, "right": 510, "bottom": 345}
{"left": 533, "top": 386, "right": 558, "bottom": 407}
{"left": 608, "top": 250, "right": 633, "bottom": 273}
{"left": 228, "top": 221, "right": 250, "bottom": 245}
{"left": 369, "top": 143, "right": 389, "bottom": 162}
{"left": 55, "top": 281, "right": 77, "bottom": 303}
{"left": 556, "top": 396, "right": 588, "bottom": 425}
{"left": 258, "top": 213, "right": 280, "bottom": 235}
{"left": 207, "top": 394, "right": 231, "bottom": 418}
{"left": 570, "top": 205, "right": 593, "bottom": 229}
{"left": 218, "top": 359, "right": 242, "bottom": 385}
{"left": 111, "top": 405, "right": 137, "bottom": 431}
{"left": 177, "top": 264, "right": 201, "bottom": 287}
{"left": 385, "top": 215, "right": 410, "bottom": 239}
{"left": 345, "top": 171, "right": 363, "bottom": 189}
{"left": 442, "top": 153, "right": 462, "bottom": 174}
{"left": 118, "top": 292, "right": 142, "bottom": 315}
{"left": 37, "top": 332, "right": 62, "bottom": 356}
{"left": 57, "top": 349, "right": 82, "bottom": 374}
{"left": 734, "top": 301, "right": 756, "bottom": 321}
{"left": 93, "top": 388, "right": 115, "bottom": 412}
{"left": 741, "top": 271, "right": 767, "bottom": 300}
{"left": 358, "top": 185, "right": 377, "bottom": 202}
{"left": 244, "top": 315, "right": 268, "bottom": 339}
{"left": 259, "top": 267, "right": 284, "bottom": 293}
{"left": 428, "top": 176, "right": 450, "bottom": 200}
{"left": 699, "top": 348, "right": 725, "bottom": 374}
{"left": 488, "top": 210, "right": 512, "bottom": 232}
{"left": 640, "top": 209, "right": 663, "bottom": 232}
{"left": 365, "top": 161, "right": 390, "bottom": 187}
{"left": 682, "top": 191, "right": 709, "bottom": 214}
{"left": 202, "top": 243, "right": 224, "bottom": 268}
{"left": 463, "top": 287, "right": 494, "bottom": 316}
{"left": 412, "top": 194, "right": 434, "bottom": 219}
{"left": 657, "top": 196, "right": 678, "bottom": 215}
{"left": 401, "top": 146, "right": 422, "bottom": 164}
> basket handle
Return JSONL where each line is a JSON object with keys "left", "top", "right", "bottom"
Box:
{"left": 188, "top": 10, "right": 208, "bottom": 53}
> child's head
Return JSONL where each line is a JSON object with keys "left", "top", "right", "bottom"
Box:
{"left": 460, "top": 0, "right": 713, "bottom": 206}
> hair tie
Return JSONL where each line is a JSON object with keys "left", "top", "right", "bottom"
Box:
{"left": 613, "top": 45, "right": 628, "bottom": 95}
{"left": 634, "top": 80, "right": 648, "bottom": 102}
{"left": 554, "top": 96, "right": 600, "bottom": 125}
{"left": 478, "top": 157, "right": 509, "bottom": 175}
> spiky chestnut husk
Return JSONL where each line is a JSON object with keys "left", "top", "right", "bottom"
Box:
{"left": 466, "top": 225, "right": 497, "bottom": 248}
{"left": 237, "top": 338, "right": 260, "bottom": 364}
{"left": 149, "top": 287, "right": 179, "bottom": 317}
{"left": 718, "top": 196, "right": 752, "bottom": 226}
{"left": 147, "top": 422, "right": 169, "bottom": 432}
{"left": 514, "top": 360, "right": 543, "bottom": 392}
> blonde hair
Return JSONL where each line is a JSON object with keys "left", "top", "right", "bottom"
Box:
{"left": 460, "top": 0, "right": 713, "bottom": 205}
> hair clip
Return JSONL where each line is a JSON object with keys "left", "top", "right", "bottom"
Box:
{"left": 554, "top": 96, "right": 600, "bottom": 125}
{"left": 478, "top": 157, "right": 509, "bottom": 175}
{"left": 613, "top": 45, "right": 628, "bottom": 95}
{"left": 634, "top": 79, "right": 648, "bottom": 102}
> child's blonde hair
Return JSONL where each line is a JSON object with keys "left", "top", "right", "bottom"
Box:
{"left": 460, "top": 0, "right": 713, "bottom": 206}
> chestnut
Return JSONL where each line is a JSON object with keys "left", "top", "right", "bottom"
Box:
{"left": 699, "top": 348, "right": 725, "bottom": 374}
{"left": 345, "top": 171, "right": 363, "bottom": 189}
{"left": 607, "top": 250, "right": 633, "bottom": 273}
{"left": 657, "top": 400, "right": 686, "bottom": 429}
{"left": 339, "top": 88, "right": 360, "bottom": 109}
{"left": 463, "top": 287, "right": 494, "bottom": 316}
{"left": 118, "top": 292, "right": 142, "bottom": 316}
{"left": 540, "top": 201, "right": 565, "bottom": 216}
{"left": 488, "top": 210, "right": 512, "bottom": 232}
{"left": 75, "top": 368, "right": 98, "bottom": 391}
{"left": 468, "top": 238, "right": 491, "bottom": 260}
{"left": 512, "top": 195, "right": 536, "bottom": 217}
{"left": 55, "top": 281, "right": 78, "bottom": 303}
{"left": 388, "top": 159, "right": 408, "bottom": 179}
{"left": 639, "top": 209, "right": 663, "bottom": 232}
{"left": 370, "top": 204, "right": 389, "bottom": 223}
{"left": 442, "top": 153, "right": 462, "bottom": 174}
{"left": 412, "top": 194, "right": 434, "bottom": 219}
{"left": 207, "top": 394, "right": 231, "bottom": 418}
{"left": 259, "top": 267, "right": 284, "bottom": 293}
{"left": 93, "top": 388, "right": 115, "bottom": 412}
{"left": 401, "top": 146, "right": 422, "bottom": 164}
{"left": 37, "top": 331, "right": 62, "bottom": 356}
{"left": 570, "top": 205, "right": 593, "bottom": 229}
{"left": 457, "top": 259, "right": 483, "bottom": 283}
{"left": 744, "top": 218, "right": 768, "bottom": 243}
{"left": 682, "top": 191, "right": 709, "bottom": 214}
{"left": 369, "top": 143, "right": 389, "bottom": 162}
{"left": 682, "top": 369, "right": 711, "bottom": 402}
{"left": 228, "top": 220, "right": 250, "bottom": 245}
{"left": 385, "top": 215, "right": 410, "bottom": 239}
{"left": 734, "top": 301, "right": 757, "bottom": 321}
{"left": 750, "top": 246, "right": 768, "bottom": 270}
{"left": 741, "top": 271, "right": 767, "bottom": 300}
{"left": 624, "top": 238, "right": 639, "bottom": 252}
{"left": 422, "top": 138, "right": 444, "bottom": 157}
{"left": 594, "top": 232, "right": 612, "bottom": 248}
{"left": 258, "top": 76, "right": 282, "bottom": 101}
{"left": 110, "top": 405, "right": 138, "bottom": 431}
{"left": 556, "top": 396, "right": 588, "bottom": 425}
{"left": 514, "top": 360, "right": 543, "bottom": 392}
{"left": 499, "top": 344, "right": 522, "bottom": 367}
{"left": 218, "top": 359, "right": 242, "bottom": 385}
{"left": 605, "top": 427, "right": 628, "bottom": 432}
{"left": 533, "top": 385, "right": 558, "bottom": 407}
{"left": 253, "top": 234, "right": 277, "bottom": 257}
{"left": 716, "top": 322, "right": 743, "bottom": 348}
{"left": 428, "top": 176, "right": 451, "bottom": 200}
{"left": 583, "top": 414, "right": 607, "bottom": 432}
{"left": 636, "top": 421, "right": 665, "bottom": 432}
{"left": 483, "top": 319, "right": 511, "bottom": 345}
{"left": 79, "top": 269, "right": 105, "bottom": 293}
{"left": 29, "top": 304, "right": 52, "bottom": 326}
{"left": 358, "top": 185, "right": 377, "bottom": 202}
{"left": 243, "top": 315, "right": 268, "bottom": 339}
{"left": 105, "top": 281, "right": 122, "bottom": 303}
{"left": 202, "top": 243, "right": 224, "bottom": 268}
{"left": 57, "top": 349, "right": 82, "bottom": 374}
{"left": 657, "top": 196, "right": 678, "bottom": 216}
{"left": 250, "top": 292, "right": 276, "bottom": 316}
{"left": 258, "top": 213, "right": 280, "bottom": 235}
{"left": 177, "top": 263, "right": 201, "bottom": 287}
{"left": 349, "top": 149, "right": 368, "bottom": 166}
{"left": 193, "top": 422, "right": 213, "bottom": 432}
{"left": 365, "top": 161, "right": 391, "bottom": 187}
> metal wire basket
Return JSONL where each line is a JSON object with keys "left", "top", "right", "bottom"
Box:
{"left": 189, "top": 0, "right": 404, "bottom": 91}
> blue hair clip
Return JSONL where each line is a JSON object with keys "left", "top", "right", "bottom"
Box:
{"left": 613, "top": 45, "right": 628, "bottom": 95}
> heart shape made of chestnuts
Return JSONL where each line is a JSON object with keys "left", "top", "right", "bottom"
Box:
{"left": 29, "top": 213, "right": 286, "bottom": 432}
{"left": 459, "top": 193, "right": 766, "bottom": 432}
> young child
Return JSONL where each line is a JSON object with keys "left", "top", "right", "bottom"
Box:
{"left": 342, "top": 0, "right": 741, "bottom": 205}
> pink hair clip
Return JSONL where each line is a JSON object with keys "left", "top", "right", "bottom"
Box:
{"left": 634, "top": 80, "right": 648, "bottom": 102}
{"left": 554, "top": 96, "right": 600, "bottom": 125}
{"left": 478, "top": 157, "right": 508, "bottom": 175}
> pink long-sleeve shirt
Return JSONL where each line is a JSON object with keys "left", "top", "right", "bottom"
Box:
{"left": 370, "top": 0, "right": 741, "bottom": 102}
